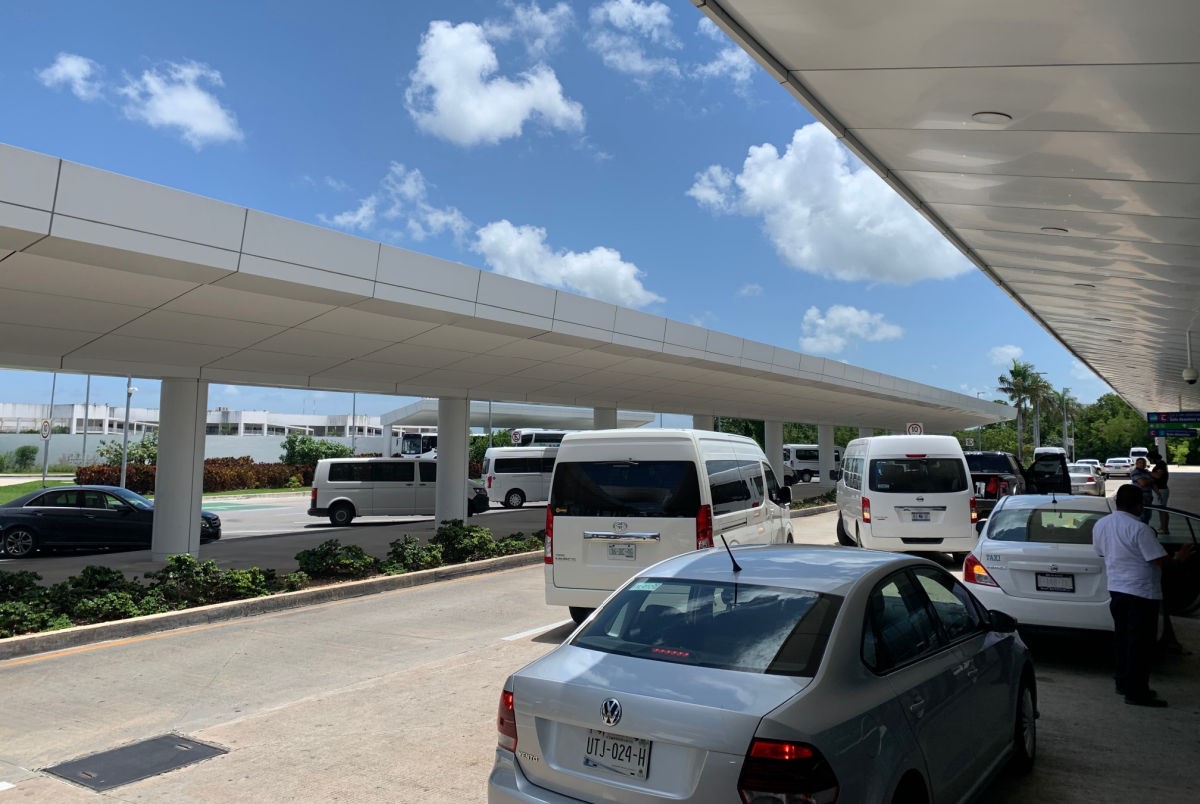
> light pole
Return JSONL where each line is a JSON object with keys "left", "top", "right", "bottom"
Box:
{"left": 1061, "top": 387, "right": 1070, "bottom": 459}
{"left": 1032, "top": 372, "right": 1048, "bottom": 448}
{"left": 119, "top": 377, "right": 137, "bottom": 488}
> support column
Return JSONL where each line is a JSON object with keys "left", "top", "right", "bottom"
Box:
{"left": 764, "top": 421, "right": 784, "bottom": 485}
{"left": 817, "top": 424, "right": 836, "bottom": 486}
{"left": 153, "top": 379, "right": 208, "bottom": 559}
{"left": 692, "top": 415, "right": 714, "bottom": 431}
{"left": 593, "top": 406, "right": 618, "bottom": 431}
{"left": 435, "top": 396, "right": 469, "bottom": 523}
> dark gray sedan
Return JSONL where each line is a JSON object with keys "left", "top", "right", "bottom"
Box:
{"left": 0, "top": 485, "right": 221, "bottom": 557}
{"left": 490, "top": 545, "right": 1035, "bottom": 803}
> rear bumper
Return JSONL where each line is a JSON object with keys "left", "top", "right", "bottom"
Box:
{"left": 969, "top": 584, "right": 1113, "bottom": 631}
{"left": 858, "top": 528, "right": 977, "bottom": 553}
{"left": 488, "top": 749, "right": 581, "bottom": 803}
{"left": 544, "top": 567, "right": 613, "bottom": 608}
{"left": 307, "top": 507, "right": 328, "bottom": 517}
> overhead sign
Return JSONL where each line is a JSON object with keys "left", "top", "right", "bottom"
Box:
{"left": 1147, "top": 411, "right": 1200, "bottom": 424}
{"left": 40, "top": 419, "right": 51, "bottom": 440}
{"left": 905, "top": 422, "right": 924, "bottom": 435}
{"left": 1149, "top": 428, "right": 1197, "bottom": 438}
{"left": 1143, "top": 421, "right": 1193, "bottom": 429}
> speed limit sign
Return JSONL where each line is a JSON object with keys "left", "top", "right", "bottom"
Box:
{"left": 905, "top": 422, "right": 924, "bottom": 436}
{"left": 40, "top": 419, "right": 51, "bottom": 440}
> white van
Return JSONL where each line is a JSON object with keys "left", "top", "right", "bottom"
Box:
{"left": 511, "top": 428, "right": 571, "bottom": 447}
{"left": 482, "top": 446, "right": 557, "bottom": 508}
{"left": 544, "top": 429, "right": 793, "bottom": 622}
{"left": 308, "top": 457, "right": 488, "bottom": 525}
{"left": 782, "top": 443, "right": 842, "bottom": 484}
{"left": 836, "top": 435, "right": 976, "bottom": 555}
{"left": 1128, "top": 446, "right": 1149, "bottom": 462}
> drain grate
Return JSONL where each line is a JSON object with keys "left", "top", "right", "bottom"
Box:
{"left": 45, "top": 734, "right": 227, "bottom": 792}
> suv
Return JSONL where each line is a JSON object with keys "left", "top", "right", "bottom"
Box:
{"left": 964, "top": 451, "right": 1028, "bottom": 519}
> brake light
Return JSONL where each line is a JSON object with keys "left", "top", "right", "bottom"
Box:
{"left": 905, "top": 454, "right": 926, "bottom": 458}
{"left": 963, "top": 553, "right": 999, "bottom": 587}
{"left": 487, "top": 475, "right": 493, "bottom": 488}
{"left": 311, "top": 487, "right": 318, "bottom": 507}
{"left": 999, "top": 479, "right": 1010, "bottom": 495}
{"left": 497, "top": 690, "right": 517, "bottom": 751}
{"left": 544, "top": 506, "right": 554, "bottom": 564}
{"left": 738, "top": 738, "right": 838, "bottom": 804}
{"left": 970, "top": 496, "right": 978, "bottom": 524}
{"left": 696, "top": 504, "right": 714, "bottom": 550}
{"left": 862, "top": 496, "right": 871, "bottom": 523}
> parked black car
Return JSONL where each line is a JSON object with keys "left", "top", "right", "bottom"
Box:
{"left": 0, "top": 485, "right": 221, "bottom": 558}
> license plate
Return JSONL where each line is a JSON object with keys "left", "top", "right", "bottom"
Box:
{"left": 1037, "top": 572, "right": 1075, "bottom": 593}
{"left": 911, "top": 511, "right": 930, "bottom": 522}
{"left": 608, "top": 543, "right": 636, "bottom": 561}
{"left": 584, "top": 729, "right": 651, "bottom": 779}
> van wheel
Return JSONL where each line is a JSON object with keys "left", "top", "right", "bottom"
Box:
{"left": 503, "top": 489, "right": 526, "bottom": 509}
{"left": 569, "top": 607, "right": 593, "bottom": 624}
{"left": 836, "top": 517, "right": 856, "bottom": 547}
{"left": 800, "top": 470, "right": 813, "bottom": 483}
{"left": 328, "top": 502, "right": 355, "bottom": 526}
{"left": 784, "top": 474, "right": 796, "bottom": 486}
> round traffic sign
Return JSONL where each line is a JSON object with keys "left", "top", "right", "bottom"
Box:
{"left": 40, "top": 419, "right": 51, "bottom": 439}
{"left": 905, "top": 422, "right": 924, "bottom": 436}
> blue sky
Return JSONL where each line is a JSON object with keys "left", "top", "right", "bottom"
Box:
{"left": 0, "top": 0, "right": 1107, "bottom": 417}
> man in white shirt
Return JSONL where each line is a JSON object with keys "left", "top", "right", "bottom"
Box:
{"left": 1093, "top": 484, "right": 1192, "bottom": 707}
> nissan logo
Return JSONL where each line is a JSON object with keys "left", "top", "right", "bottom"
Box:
{"left": 612, "top": 521, "right": 629, "bottom": 535}
{"left": 601, "top": 698, "right": 622, "bottom": 727}
{"left": 1050, "top": 564, "right": 1059, "bottom": 573}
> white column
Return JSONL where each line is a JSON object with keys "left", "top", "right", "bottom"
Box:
{"left": 435, "top": 397, "right": 469, "bottom": 522}
{"left": 153, "top": 379, "right": 208, "bottom": 559}
{"left": 817, "top": 424, "right": 836, "bottom": 486}
{"left": 593, "top": 406, "right": 618, "bottom": 430}
{"left": 764, "top": 420, "right": 784, "bottom": 484}
{"left": 692, "top": 415, "right": 714, "bottom": 431}
{"left": 859, "top": 426, "right": 873, "bottom": 439}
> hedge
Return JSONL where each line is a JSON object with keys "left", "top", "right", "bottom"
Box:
{"left": 75, "top": 457, "right": 315, "bottom": 494}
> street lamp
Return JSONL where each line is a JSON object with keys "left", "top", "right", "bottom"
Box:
{"left": 119, "top": 378, "right": 137, "bottom": 488}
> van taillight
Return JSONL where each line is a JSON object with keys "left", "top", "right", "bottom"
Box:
{"left": 544, "top": 505, "right": 554, "bottom": 564}
{"left": 487, "top": 475, "right": 493, "bottom": 488}
{"left": 696, "top": 504, "right": 714, "bottom": 550}
{"left": 497, "top": 690, "right": 517, "bottom": 751}
{"left": 970, "top": 496, "right": 978, "bottom": 524}
{"left": 862, "top": 497, "right": 871, "bottom": 523}
{"left": 311, "top": 487, "right": 318, "bottom": 507}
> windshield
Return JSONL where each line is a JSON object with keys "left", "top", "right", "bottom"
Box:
{"left": 110, "top": 487, "right": 154, "bottom": 510}
{"left": 572, "top": 577, "right": 840, "bottom": 676}
{"left": 986, "top": 506, "right": 1106, "bottom": 544}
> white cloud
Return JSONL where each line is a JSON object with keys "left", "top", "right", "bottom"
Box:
{"left": 694, "top": 18, "right": 755, "bottom": 90}
{"left": 798, "top": 304, "right": 903, "bottom": 355}
{"left": 688, "top": 123, "right": 971, "bottom": 284}
{"left": 587, "top": 0, "right": 681, "bottom": 80}
{"left": 37, "top": 52, "right": 102, "bottom": 101}
{"left": 405, "top": 19, "right": 584, "bottom": 147}
{"left": 1071, "top": 360, "right": 1101, "bottom": 383}
{"left": 737, "top": 283, "right": 762, "bottom": 297}
{"left": 989, "top": 344, "right": 1024, "bottom": 366}
{"left": 473, "top": 220, "right": 664, "bottom": 308}
{"left": 118, "top": 61, "right": 243, "bottom": 149}
{"left": 486, "top": 2, "right": 574, "bottom": 60}
{"left": 320, "top": 163, "right": 471, "bottom": 243}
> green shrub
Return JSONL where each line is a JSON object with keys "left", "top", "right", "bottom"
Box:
{"left": 282, "top": 571, "right": 310, "bottom": 591}
{"left": 13, "top": 445, "right": 40, "bottom": 472}
{"left": 384, "top": 535, "right": 444, "bottom": 573}
{"left": 495, "top": 531, "right": 545, "bottom": 556}
{"left": 71, "top": 591, "right": 147, "bottom": 624}
{"left": 295, "top": 540, "right": 381, "bottom": 579}
{"left": 46, "top": 565, "right": 147, "bottom": 618}
{"left": 0, "top": 601, "right": 72, "bottom": 638}
{"left": 279, "top": 433, "right": 353, "bottom": 465}
{"left": 430, "top": 520, "right": 500, "bottom": 564}
{"left": 217, "top": 567, "right": 279, "bottom": 600}
{"left": 0, "top": 570, "right": 47, "bottom": 603}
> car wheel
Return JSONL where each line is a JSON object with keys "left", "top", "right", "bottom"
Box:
{"left": 800, "top": 470, "right": 813, "bottom": 483}
{"left": 1009, "top": 675, "right": 1037, "bottom": 774}
{"left": 328, "top": 502, "right": 355, "bottom": 527}
{"left": 503, "top": 489, "right": 526, "bottom": 509}
{"left": 951, "top": 552, "right": 969, "bottom": 566}
{"left": 2, "top": 527, "right": 38, "bottom": 558}
{"left": 568, "top": 606, "right": 593, "bottom": 625}
{"left": 890, "top": 771, "right": 928, "bottom": 804}
{"left": 836, "top": 516, "right": 855, "bottom": 546}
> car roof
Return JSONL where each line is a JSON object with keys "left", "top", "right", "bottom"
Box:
{"left": 994, "top": 493, "right": 1111, "bottom": 512}
{"left": 632, "top": 544, "right": 927, "bottom": 597}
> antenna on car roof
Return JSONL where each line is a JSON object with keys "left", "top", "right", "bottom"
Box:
{"left": 719, "top": 534, "right": 742, "bottom": 573}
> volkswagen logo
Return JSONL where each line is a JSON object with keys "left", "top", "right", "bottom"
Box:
{"left": 601, "top": 698, "right": 622, "bottom": 727}
{"left": 612, "top": 521, "right": 629, "bottom": 535}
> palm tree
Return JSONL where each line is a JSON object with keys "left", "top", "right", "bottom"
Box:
{"left": 997, "top": 359, "right": 1047, "bottom": 462}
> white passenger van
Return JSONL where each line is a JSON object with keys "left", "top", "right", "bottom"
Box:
{"left": 308, "top": 457, "right": 488, "bottom": 525}
{"left": 482, "top": 445, "right": 557, "bottom": 508}
{"left": 511, "top": 428, "right": 571, "bottom": 447}
{"left": 544, "top": 429, "right": 793, "bottom": 623}
{"left": 1128, "top": 446, "right": 1149, "bottom": 462}
{"left": 836, "top": 435, "right": 976, "bottom": 555}
{"left": 781, "top": 443, "right": 842, "bottom": 484}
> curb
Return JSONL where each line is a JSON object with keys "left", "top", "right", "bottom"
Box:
{"left": 0, "top": 551, "right": 543, "bottom": 662}
{"left": 790, "top": 503, "right": 836, "bottom": 518}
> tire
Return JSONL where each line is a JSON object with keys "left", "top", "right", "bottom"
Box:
{"left": 503, "top": 489, "right": 526, "bottom": 509}
{"left": 950, "top": 552, "right": 969, "bottom": 567}
{"left": 328, "top": 502, "right": 355, "bottom": 527}
{"left": 836, "top": 516, "right": 856, "bottom": 546}
{"left": 1009, "top": 676, "right": 1037, "bottom": 774}
{"left": 2, "top": 527, "right": 38, "bottom": 558}
{"left": 890, "top": 772, "right": 928, "bottom": 804}
{"left": 569, "top": 606, "right": 594, "bottom": 625}
{"left": 784, "top": 474, "right": 796, "bottom": 487}
{"left": 800, "top": 470, "right": 813, "bottom": 483}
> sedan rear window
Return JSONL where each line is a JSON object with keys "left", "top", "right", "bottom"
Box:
{"left": 571, "top": 578, "right": 840, "bottom": 676}
{"left": 986, "top": 507, "right": 1106, "bottom": 544}
{"left": 550, "top": 461, "right": 700, "bottom": 518}
{"left": 868, "top": 458, "right": 967, "bottom": 493}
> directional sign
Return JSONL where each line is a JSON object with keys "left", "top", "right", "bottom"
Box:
{"left": 1149, "top": 428, "right": 1197, "bottom": 438}
{"left": 1147, "top": 411, "right": 1200, "bottom": 424}
{"left": 1145, "top": 421, "right": 1194, "bottom": 429}
{"left": 40, "top": 419, "right": 51, "bottom": 440}
{"left": 905, "top": 422, "right": 924, "bottom": 435}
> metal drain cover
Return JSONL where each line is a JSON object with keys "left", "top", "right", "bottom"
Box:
{"left": 45, "top": 734, "right": 226, "bottom": 792}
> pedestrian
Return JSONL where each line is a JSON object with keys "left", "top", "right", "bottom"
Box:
{"left": 1148, "top": 449, "right": 1170, "bottom": 534}
{"left": 1129, "top": 457, "right": 1157, "bottom": 524}
{"left": 1092, "top": 484, "right": 1193, "bottom": 707}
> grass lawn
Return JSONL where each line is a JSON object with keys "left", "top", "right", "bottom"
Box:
{"left": 0, "top": 480, "right": 73, "bottom": 505}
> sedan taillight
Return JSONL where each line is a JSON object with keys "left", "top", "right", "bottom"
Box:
{"left": 497, "top": 690, "right": 517, "bottom": 751}
{"left": 964, "top": 553, "right": 999, "bottom": 587}
{"left": 738, "top": 738, "right": 838, "bottom": 803}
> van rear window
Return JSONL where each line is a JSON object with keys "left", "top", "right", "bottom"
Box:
{"left": 868, "top": 458, "right": 967, "bottom": 493}
{"left": 550, "top": 461, "right": 701, "bottom": 518}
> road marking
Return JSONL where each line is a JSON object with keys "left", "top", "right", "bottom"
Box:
{"left": 503, "top": 620, "right": 572, "bottom": 641}
{"left": 0, "top": 781, "right": 15, "bottom": 791}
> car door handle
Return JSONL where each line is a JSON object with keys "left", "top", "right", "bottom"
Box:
{"left": 908, "top": 697, "right": 926, "bottom": 718}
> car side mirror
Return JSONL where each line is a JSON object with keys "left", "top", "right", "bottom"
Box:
{"left": 987, "top": 609, "right": 1018, "bottom": 633}
{"left": 775, "top": 486, "right": 792, "bottom": 505}
{"left": 975, "top": 519, "right": 987, "bottom": 535}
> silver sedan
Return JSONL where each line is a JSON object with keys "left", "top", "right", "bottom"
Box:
{"left": 489, "top": 545, "right": 1036, "bottom": 803}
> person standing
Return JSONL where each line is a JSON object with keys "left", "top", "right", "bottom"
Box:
{"left": 1092, "top": 484, "right": 1192, "bottom": 707}
{"left": 1148, "top": 449, "right": 1170, "bottom": 534}
{"left": 1129, "top": 457, "right": 1157, "bottom": 524}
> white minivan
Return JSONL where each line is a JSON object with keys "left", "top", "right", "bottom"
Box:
{"left": 782, "top": 443, "right": 842, "bottom": 484}
{"left": 544, "top": 429, "right": 793, "bottom": 623}
{"left": 836, "top": 435, "right": 977, "bottom": 555}
{"left": 308, "top": 457, "right": 488, "bottom": 525}
{"left": 482, "top": 446, "right": 557, "bottom": 508}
